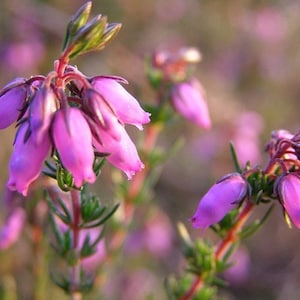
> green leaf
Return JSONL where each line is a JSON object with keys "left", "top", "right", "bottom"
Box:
{"left": 229, "top": 142, "right": 242, "bottom": 173}
{"left": 239, "top": 204, "right": 274, "bottom": 239}
{"left": 82, "top": 203, "right": 120, "bottom": 228}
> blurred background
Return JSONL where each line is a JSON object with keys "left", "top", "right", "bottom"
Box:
{"left": 0, "top": 0, "right": 300, "bottom": 299}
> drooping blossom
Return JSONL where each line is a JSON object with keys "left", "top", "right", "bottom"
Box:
{"left": 0, "top": 82, "right": 27, "bottom": 129}
{"left": 83, "top": 87, "right": 145, "bottom": 179}
{"left": 171, "top": 79, "right": 211, "bottom": 129}
{"left": 7, "top": 121, "right": 51, "bottom": 196}
{"left": 276, "top": 173, "right": 300, "bottom": 229}
{"left": 191, "top": 173, "right": 248, "bottom": 229}
{"left": 30, "top": 86, "right": 57, "bottom": 144}
{"left": 0, "top": 207, "right": 26, "bottom": 250}
{"left": 93, "top": 125, "right": 144, "bottom": 179}
{"left": 52, "top": 108, "right": 96, "bottom": 187}
{"left": 91, "top": 77, "right": 151, "bottom": 130}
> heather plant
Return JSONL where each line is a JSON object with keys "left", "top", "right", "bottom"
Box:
{"left": 0, "top": 2, "right": 300, "bottom": 300}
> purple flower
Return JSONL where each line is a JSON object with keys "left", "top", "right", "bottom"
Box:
{"left": 91, "top": 77, "right": 151, "bottom": 130}
{"left": 52, "top": 108, "right": 96, "bottom": 187}
{"left": 30, "top": 86, "right": 57, "bottom": 144}
{"left": 191, "top": 173, "right": 248, "bottom": 229}
{"left": 0, "top": 85, "right": 27, "bottom": 129}
{"left": 171, "top": 79, "right": 211, "bottom": 129}
{"left": 7, "top": 122, "right": 51, "bottom": 196}
{"left": 0, "top": 207, "right": 26, "bottom": 250}
{"left": 276, "top": 173, "right": 300, "bottom": 229}
{"left": 93, "top": 124, "right": 144, "bottom": 179}
{"left": 83, "top": 88, "right": 124, "bottom": 141}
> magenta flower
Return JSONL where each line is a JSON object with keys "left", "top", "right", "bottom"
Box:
{"left": 171, "top": 79, "right": 211, "bottom": 129}
{"left": 191, "top": 173, "right": 248, "bottom": 229}
{"left": 83, "top": 88, "right": 125, "bottom": 141}
{"left": 91, "top": 77, "right": 151, "bottom": 130}
{"left": 0, "top": 85, "right": 27, "bottom": 129}
{"left": 0, "top": 207, "right": 26, "bottom": 250}
{"left": 30, "top": 86, "right": 57, "bottom": 144}
{"left": 7, "top": 122, "right": 51, "bottom": 196}
{"left": 276, "top": 173, "right": 300, "bottom": 229}
{"left": 93, "top": 124, "right": 144, "bottom": 179}
{"left": 52, "top": 108, "right": 96, "bottom": 187}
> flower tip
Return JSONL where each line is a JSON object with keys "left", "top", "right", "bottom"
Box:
{"left": 6, "top": 181, "right": 28, "bottom": 197}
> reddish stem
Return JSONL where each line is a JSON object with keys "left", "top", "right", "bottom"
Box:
{"left": 70, "top": 190, "right": 82, "bottom": 300}
{"left": 180, "top": 201, "right": 254, "bottom": 300}
{"left": 127, "top": 123, "right": 162, "bottom": 202}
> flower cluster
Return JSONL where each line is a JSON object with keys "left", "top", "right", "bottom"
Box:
{"left": 191, "top": 128, "right": 300, "bottom": 231}
{"left": 0, "top": 65, "right": 150, "bottom": 196}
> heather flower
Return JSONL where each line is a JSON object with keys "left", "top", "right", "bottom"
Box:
{"left": 171, "top": 79, "right": 211, "bottom": 129}
{"left": 0, "top": 207, "right": 26, "bottom": 250}
{"left": 30, "top": 86, "right": 57, "bottom": 144}
{"left": 93, "top": 124, "right": 144, "bottom": 179}
{"left": 276, "top": 173, "right": 300, "bottom": 229}
{"left": 0, "top": 84, "right": 27, "bottom": 129}
{"left": 232, "top": 112, "right": 264, "bottom": 165}
{"left": 83, "top": 88, "right": 124, "bottom": 141}
{"left": 52, "top": 108, "right": 96, "bottom": 187}
{"left": 7, "top": 122, "right": 51, "bottom": 196}
{"left": 191, "top": 173, "right": 248, "bottom": 229}
{"left": 91, "top": 76, "right": 151, "bottom": 130}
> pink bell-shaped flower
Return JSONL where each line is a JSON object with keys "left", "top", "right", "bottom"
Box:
{"left": 93, "top": 124, "right": 144, "bottom": 179}
{"left": 191, "top": 173, "right": 248, "bottom": 229}
{"left": 91, "top": 77, "right": 151, "bottom": 130}
{"left": 30, "top": 86, "right": 57, "bottom": 144}
{"left": 0, "top": 207, "right": 26, "bottom": 250}
{"left": 171, "top": 79, "right": 211, "bottom": 129}
{"left": 0, "top": 85, "right": 27, "bottom": 129}
{"left": 276, "top": 173, "right": 300, "bottom": 229}
{"left": 83, "top": 88, "right": 124, "bottom": 141}
{"left": 7, "top": 122, "right": 51, "bottom": 196}
{"left": 52, "top": 108, "right": 96, "bottom": 187}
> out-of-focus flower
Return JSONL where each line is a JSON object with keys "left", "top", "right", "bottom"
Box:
{"left": 52, "top": 108, "right": 96, "bottom": 187}
{"left": 191, "top": 173, "right": 248, "bottom": 229}
{"left": 91, "top": 77, "right": 151, "bottom": 130}
{"left": 3, "top": 41, "right": 45, "bottom": 73}
{"left": 7, "top": 122, "right": 51, "bottom": 196}
{"left": 276, "top": 173, "right": 300, "bottom": 229}
{"left": 0, "top": 84, "right": 27, "bottom": 129}
{"left": 171, "top": 79, "right": 211, "bottom": 129}
{"left": 124, "top": 208, "right": 173, "bottom": 258}
{"left": 223, "top": 247, "right": 250, "bottom": 285}
{"left": 0, "top": 207, "right": 26, "bottom": 250}
{"left": 232, "top": 111, "right": 264, "bottom": 165}
{"left": 80, "top": 228, "right": 106, "bottom": 273}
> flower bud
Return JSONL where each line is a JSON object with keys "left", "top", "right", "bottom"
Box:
{"left": 7, "top": 122, "right": 51, "bottom": 196}
{"left": 91, "top": 77, "right": 151, "bottom": 130}
{"left": 276, "top": 173, "right": 300, "bottom": 229}
{"left": 52, "top": 108, "right": 96, "bottom": 187}
{"left": 171, "top": 79, "right": 211, "bottom": 129}
{"left": 191, "top": 173, "right": 248, "bottom": 229}
{"left": 0, "top": 85, "right": 27, "bottom": 129}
